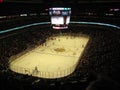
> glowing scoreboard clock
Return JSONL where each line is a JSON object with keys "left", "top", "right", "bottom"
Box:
{"left": 49, "top": 7, "right": 71, "bottom": 29}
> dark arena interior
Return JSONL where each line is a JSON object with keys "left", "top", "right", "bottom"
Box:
{"left": 0, "top": 0, "right": 120, "bottom": 90}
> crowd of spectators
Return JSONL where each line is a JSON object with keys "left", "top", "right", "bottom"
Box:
{"left": 0, "top": 16, "right": 49, "bottom": 31}
{"left": 71, "top": 16, "right": 120, "bottom": 26}
{"left": 0, "top": 17, "right": 120, "bottom": 90}
{"left": 75, "top": 26, "right": 120, "bottom": 90}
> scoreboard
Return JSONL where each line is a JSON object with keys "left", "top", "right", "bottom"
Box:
{"left": 49, "top": 7, "right": 71, "bottom": 29}
{"left": 49, "top": 8, "right": 71, "bottom": 16}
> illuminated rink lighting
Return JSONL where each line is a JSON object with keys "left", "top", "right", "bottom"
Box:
{"left": 0, "top": 21, "right": 120, "bottom": 34}
{"left": 9, "top": 35, "right": 89, "bottom": 78}
{"left": 5, "top": 21, "right": 119, "bottom": 78}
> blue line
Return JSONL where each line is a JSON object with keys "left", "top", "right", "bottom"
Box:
{"left": 0, "top": 21, "right": 120, "bottom": 34}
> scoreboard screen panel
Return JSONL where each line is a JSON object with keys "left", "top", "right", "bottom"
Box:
{"left": 49, "top": 7, "right": 71, "bottom": 29}
{"left": 51, "top": 16, "right": 64, "bottom": 24}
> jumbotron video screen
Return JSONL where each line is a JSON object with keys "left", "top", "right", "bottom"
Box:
{"left": 49, "top": 7, "right": 71, "bottom": 29}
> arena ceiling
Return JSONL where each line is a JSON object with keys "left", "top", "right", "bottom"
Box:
{"left": 3, "top": 0, "right": 120, "bottom": 3}
{"left": 0, "top": 0, "right": 119, "bottom": 15}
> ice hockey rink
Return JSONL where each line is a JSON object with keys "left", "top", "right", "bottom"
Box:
{"left": 9, "top": 34, "right": 89, "bottom": 79}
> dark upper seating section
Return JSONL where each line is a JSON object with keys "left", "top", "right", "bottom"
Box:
{"left": 0, "top": 23, "right": 120, "bottom": 90}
